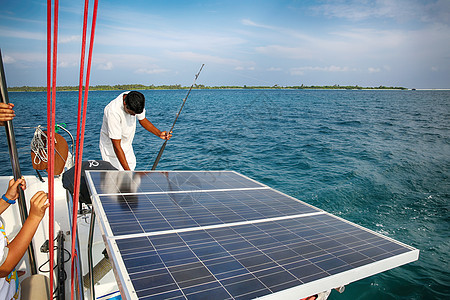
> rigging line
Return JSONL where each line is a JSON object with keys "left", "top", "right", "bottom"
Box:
{"left": 0, "top": 147, "right": 30, "bottom": 155}
{"left": 70, "top": 0, "right": 89, "bottom": 296}
{"left": 70, "top": 1, "right": 99, "bottom": 299}
{"left": 150, "top": 64, "right": 204, "bottom": 171}
{"left": 47, "top": 0, "right": 59, "bottom": 294}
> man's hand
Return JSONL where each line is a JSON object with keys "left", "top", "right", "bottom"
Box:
{"left": 4, "top": 178, "right": 26, "bottom": 201}
{"left": 0, "top": 103, "right": 15, "bottom": 126}
{"left": 139, "top": 118, "right": 171, "bottom": 141}
{"left": 160, "top": 131, "right": 172, "bottom": 140}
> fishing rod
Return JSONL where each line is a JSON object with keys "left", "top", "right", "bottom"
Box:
{"left": 151, "top": 64, "right": 204, "bottom": 170}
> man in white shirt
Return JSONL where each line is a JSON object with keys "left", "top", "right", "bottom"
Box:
{"left": 99, "top": 91, "right": 171, "bottom": 170}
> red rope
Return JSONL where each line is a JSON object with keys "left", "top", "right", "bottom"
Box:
{"left": 46, "top": 0, "right": 58, "bottom": 297}
{"left": 46, "top": 1, "right": 98, "bottom": 297}
{"left": 70, "top": 0, "right": 89, "bottom": 296}
{"left": 70, "top": 0, "right": 99, "bottom": 298}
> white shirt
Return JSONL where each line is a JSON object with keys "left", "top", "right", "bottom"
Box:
{"left": 99, "top": 92, "right": 145, "bottom": 170}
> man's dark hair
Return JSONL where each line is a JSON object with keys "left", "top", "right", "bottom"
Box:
{"left": 124, "top": 91, "right": 145, "bottom": 114}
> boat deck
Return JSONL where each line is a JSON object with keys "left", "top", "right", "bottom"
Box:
{"left": 0, "top": 175, "right": 120, "bottom": 299}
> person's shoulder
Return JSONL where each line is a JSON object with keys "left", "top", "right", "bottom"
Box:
{"left": 107, "top": 91, "right": 128, "bottom": 103}
{"left": 106, "top": 93, "right": 124, "bottom": 109}
{"left": 104, "top": 101, "right": 120, "bottom": 117}
{"left": 104, "top": 99, "right": 115, "bottom": 113}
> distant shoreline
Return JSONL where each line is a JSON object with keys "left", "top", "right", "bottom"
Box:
{"left": 7, "top": 84, "right": 411, "bottom": 92}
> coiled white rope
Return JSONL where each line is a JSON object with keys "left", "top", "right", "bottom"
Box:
{"left": 30, "top": 126, "right": 48, "bottom": 165}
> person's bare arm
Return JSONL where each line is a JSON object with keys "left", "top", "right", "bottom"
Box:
{"left": 0, "top": 200, "right": 9, "bottom": 215}
{"left": 0, "top": 191, "right": 49, "bottom": 277}
{"left": 0, "top": 178, "right": 26, "bottom": 215}
{"left": 139, "top": 118, "right": 171, "bottom": 140}
{"left": 111, "top": 139, "right": 131, "bottom": 170}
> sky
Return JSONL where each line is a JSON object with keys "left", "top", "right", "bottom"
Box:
{"left": 0, "top": 0, "right": 449, "bottom": 89}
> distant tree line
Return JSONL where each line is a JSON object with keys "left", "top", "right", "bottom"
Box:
{"left": 7, "top": 84, "right": 186, "bottom": 92}
{"left": 8, "top": 84, "right": 407, "bottom": 92}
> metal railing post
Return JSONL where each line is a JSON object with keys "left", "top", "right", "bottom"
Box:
{"left": 0, "top": 49, "right": 38, "bottom": 274}
{"left": 88, "top": 209, "right": 96, "bottom": 300}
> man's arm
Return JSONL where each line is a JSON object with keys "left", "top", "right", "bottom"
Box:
{"left": 111, "top": 139, "right": 131, "bottom": 170}
{"left": 139, "top": 118, "right": 171, "bottom": 140}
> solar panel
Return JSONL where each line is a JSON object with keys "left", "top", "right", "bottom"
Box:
{"left": 87, "top": 170, "right": 266, "bottom": 195}
{"left": 85, "top": 170, "right": 419, "bottom": 300}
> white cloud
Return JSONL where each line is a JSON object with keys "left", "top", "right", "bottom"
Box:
{"left": 166, "top": 51, "right": 244, "bottom": 66}
{"left": 60, "top": 35, "right": 80, "bottom": 44}
{"left": 93, "top": 53, "right": 156, "bottom": 69}
{"left": 234, "top": 66, "right": 256, "bottom": 71}
{"left": 2, "top": 1, "right": 449, "bottom": 88}
{"left": 0, "top": 14, "right": 43, "bottom": 25}
{"left": 98, "top": 61, "right": 113, "bottom": 70}
{"left": 424, "top": 0, "right": 450, "bottom": 24}
{"left": 290, "top": 69, "right": 305, "bottom": 76}
{"left": 135, "top": 68, "right": 168, "bottom": 74}
{"left": 331, "top": 28, "right": 403, "bottom": 49}
{"left": 0, "top": 27, "right": 45, "bottom": 40}
{"left": 2, "top": 52, "right": 46, "bottom": 63}
{"left": 328, "top": 65, "right": 351, "bottom": 72}
{"left": 96, "top": 23, "right": 245, "bottom": 54}
{"left": 58, "top": 61, "right": 77, "bottom": 68}
{"left": 2, "top": 55, "right": 16, "bottom": 64}
{"left": 241, "top": 19, "right": 276, "bottom": 30}
{"left": 313, "top": 0, "right": 415, "bottom": 22}
{"left": 312, "top": 0, "right": 450, "bottom": 26}
{"left": 244, "top": 20, "right": 414, "bottom": 66}
{"left": 53, "top": 53, "right": 81, "bottom": 68}
{"left": 290, "top": 65, "right": 355, "bottom": 76}
{"left": 240, "top": 18, "right": 317, "bottom": 44}
{"left": 255, "top": 45, "right": 313, "bottom": 60}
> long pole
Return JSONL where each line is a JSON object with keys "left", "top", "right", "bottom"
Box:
{"left": 0, "top": 49, "right": 38, "bottom": 274}
{"left": 151, "top": 64, "right": 204, "bottom": 170}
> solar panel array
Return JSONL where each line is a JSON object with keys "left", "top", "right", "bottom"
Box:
{"left": 85, "top": 170, "right": 418, "bottom": 300}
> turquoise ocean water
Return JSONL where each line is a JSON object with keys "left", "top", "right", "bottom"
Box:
{"left": 1, "top": 89, "right": 449, "bottom": 299}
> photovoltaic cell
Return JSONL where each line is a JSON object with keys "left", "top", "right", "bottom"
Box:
{"left": 97, "top": 188, "right": 320, "bottom": 236}
{"left": 85, "top": 171, "right": 419, "bottom": 300}
{"left": 87, "top": 170, "right": 265, "bottom": 195}
{"left": 112, "top": 214, "right": 413, "bottom": 299}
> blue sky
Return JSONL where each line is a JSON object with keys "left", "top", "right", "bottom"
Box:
{"left": 1, "top": 0, "right": 449, "bottom": 88}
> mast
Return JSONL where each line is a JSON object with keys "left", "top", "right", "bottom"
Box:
{"left": 0, "top": 49, "right": 38, "bottom": 274}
